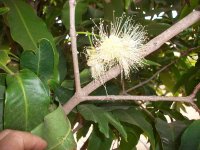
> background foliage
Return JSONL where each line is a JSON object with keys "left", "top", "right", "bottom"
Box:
{"left": 0, "top": 0, "right": 200, "bottom": 149}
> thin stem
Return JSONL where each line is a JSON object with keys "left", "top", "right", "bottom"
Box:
{"left": 82, "top": 95, "right": 193, "bottom": 103}
{"left": 126, "top": 46, "right": 200, "bottom": 93}
{"left": 133, "top": 101, "right": 155, "bottom": 120}
{"left": 190, "top": 102, "right": 200, "bottom": 115}
{"left": 69, "top": 0, "right": 81, "bottom": 93}
{"left": 126, "top": 62, "right": 174, "bottom": 93}
{"left": 1, "top": 65, "right": 14, "bottom": 75}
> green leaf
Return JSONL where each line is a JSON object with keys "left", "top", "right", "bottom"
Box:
{"left": 113, "top": 108, "right": 155, "bottom": 149}
{"left": 119, "top": 125, "right": 140, "bottom": 150}
{"left": 0, "top": 50, "right": 13, "bottom": 74}
{"left": 172, "top": 67, "right": 197, "bottom": 93}
{"left": 60, "top": 69, "right": 91, "bottom": 90}
{"left": 0, "top": 74, "right": 6, "bottom": 131}
{"left": 57, "top": 47, "right": 67, "bottom": 82}
{"left": 144, "top": 60, "right": 161, "bottom": 66}
{"left": 0, "top": 51, "right": 10, "bottom": 64}
{"left": 78, "top": 104, "right": 127, "bottom": 139}
{"left": 179, "top": 120, "right": 200, "bottom": 150}
{"left": 0, "top": 7, "right": 9, "bottom": 15}
{"left": 4, "top": 0, "right": 52, "bottom": 51}
{"left": 179, "top": 0, "right": 199, "bottom": 19}
{"left": 0, "top": 74, "right": 6, "bottom": 101}
{"left": 146, "top": 23, "right": 171, "bottom": 36}
{"left": 160, "top": 71, "right": 175, "bottom": 92}
{"left": 4, "top": 69, "right": 50, "bottom": 131}
{"left": 124, "top": 0, "right": 132, "bottom": 10}
{"left": 4, "top": 0, "right": 59, "bottom": 82}
{"left": 155, "top": 118, "right": 189, "bottom": 150}
{"left": 104, "top": 0, "right": 124, "bottom": 21}
{"left": 62, "top": 0, "right": 88, "bottom": 29}
{"left": 32, "top": 105, "right": 76, "bottom": 150}
{"left": 20, "top": 39, "right": 54, "bottom": 82}
{"left": 88, "top": 127, "right": 113, "bottom": 150}
{"left": 0, "top": 100, "right": 3, "bottom": 131}
{"left": 54, "top": 85, "right": 74, "bottom": 104}
{"left": 80, "top": 69, "right": 91, "bottom": 85}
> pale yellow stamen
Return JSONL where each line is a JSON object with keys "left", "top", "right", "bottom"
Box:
{"left": 86, "top": 14, "right": 147, "bottom": 80}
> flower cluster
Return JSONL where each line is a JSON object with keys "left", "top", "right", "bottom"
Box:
{"left": 86, "top": 14, "right": 147, "bottom": 80}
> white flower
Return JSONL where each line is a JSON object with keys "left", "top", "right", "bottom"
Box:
{"left": 86, "top": 14, "right": 147, "bottom": 80}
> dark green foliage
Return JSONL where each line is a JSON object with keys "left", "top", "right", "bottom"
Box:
{"left": 0, "top": 0, "right": 200, "bottom": 149}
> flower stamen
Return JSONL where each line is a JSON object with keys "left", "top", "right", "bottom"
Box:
{"left": 86, "top": 14, "right": 147, "bottom": 80}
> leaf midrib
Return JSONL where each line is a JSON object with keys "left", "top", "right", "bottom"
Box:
{"left": 48, "top": 124, "right": 71, "bottom": 150}
{"left": 16, "top": 75, "right": 28, "bottom": 130}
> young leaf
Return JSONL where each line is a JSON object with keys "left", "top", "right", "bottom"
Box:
{"left": 78, "top": 104, "right": 127, "bottom": 139}
{"left": 4, "top": 69, "right": 50, "bottom": 131}
{"left": 32, "top": 105, "right": 76, "bottom": 150}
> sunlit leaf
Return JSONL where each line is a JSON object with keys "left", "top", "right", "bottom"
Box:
{"left": 32, "top": 105, "right": 76, "bottom": 150}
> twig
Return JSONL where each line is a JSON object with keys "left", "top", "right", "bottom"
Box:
{"left": 63, "top": 11, "right": 200, "bottom": 115}
{"left": 126, "top": 46, "right": 200, "bottom": 93}
{"left": 69, "top": 0, "right": 81, "bottom": 92}
{"left": 133, "top": 101, "right": 155, "bottom": 120}
{"left": 126, "top": 62, "right": 174, "bottom": 93}
{"left": 190, "top": 102, "right": 200, "bottom": 115}
{"left": 82, "top": 95, "right": 193, "bottom": 102}
{"left": 190, "top": 82, "right": 200, "bottom": 99}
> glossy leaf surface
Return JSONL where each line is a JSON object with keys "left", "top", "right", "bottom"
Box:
{"left": 4, "top": 69, "right": 50, "bottom": 131}
{"left": 20, "top": 39, "right": 54, "bottom": 81}
{"left": 4, "top": 0, "right": 59, "bottom": 82}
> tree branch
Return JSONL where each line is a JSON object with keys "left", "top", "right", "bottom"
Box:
{"left": 82, "top": 95, "right": 193, "bottom": 102}
{"left": 69, "top": 0, "right": 81, "bottom": 92}
{"left": 81, "top": 10, "right": 200, "bottom": 96}
{"left": 63, "top": 10, "right": 200, "bottom": 115}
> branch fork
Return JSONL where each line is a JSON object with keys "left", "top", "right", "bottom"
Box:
{"left": 64, "top": 0, "right": 200, "bottom": 115}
